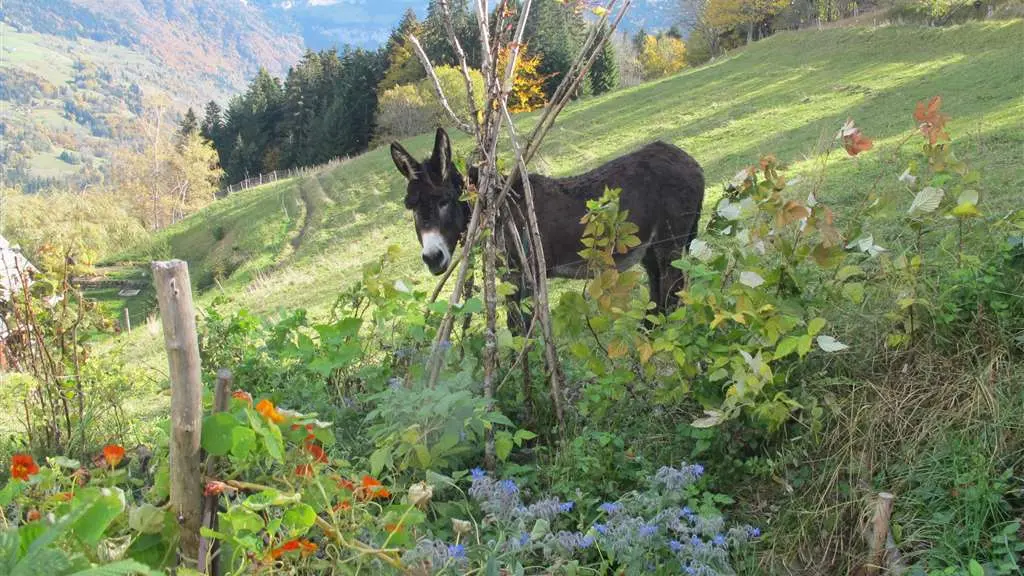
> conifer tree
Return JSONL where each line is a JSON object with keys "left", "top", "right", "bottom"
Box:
{"left": 589, "top": 25, "right": 618, "bottom": 95}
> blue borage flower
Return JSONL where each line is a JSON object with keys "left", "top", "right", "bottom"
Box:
{"left": 499, "top": 479, "right": 519, "bottom": 495}
{"left": 447, "top": 543, "right": 466, "bottom": 560}
{"left": 447, "top": 461, "right": 753, "bottom": 574}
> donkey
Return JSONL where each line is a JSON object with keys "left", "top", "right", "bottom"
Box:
{"left": 390, "top": 128, "right": 705, "bottom": 331}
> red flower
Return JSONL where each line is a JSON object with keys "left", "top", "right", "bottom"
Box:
{"left": 232, "top": 390, "right": 253, "bottom": 406}
{"left": 26, "top": 509, "right": 41, "bottom": 522}
{"left": 333, "top": 499, "right": 352, "bottom": 513}
{"left": 291, "top": 423, "right": 315, "bottom": 441}
{"left": 294, "top": 464, "right": 313, "bottom": 478}
{"left": 356, "top": 475, "right": 391, "bottom": 501}
{"left": 102, "top": 444, "right": 126, "bottom": 468}
{"left": 10, "top": 454, "right": 39, "bottom": 481}
{"left": 269, "top": 538, "right": 317, "bottom": 559}
{"left": 335, "top": 476, "right": 355, "bottom": 492}
{"left": 255, "top": 399, "right": 285, "bottom": 424}
{"left": 304, "top": 442, "right": 327, "bottom": 463}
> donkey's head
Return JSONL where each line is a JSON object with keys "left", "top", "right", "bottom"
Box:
{"left": 390, "top": 128, "right": 470, "bottom": 276}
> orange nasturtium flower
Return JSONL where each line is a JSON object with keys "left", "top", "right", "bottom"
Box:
{"left": 10, "top": 454, "right": 39, "bottom": 481}
{"left": 26, "top": 509, "right": 41, "bottom": 522}
{"left": 304, "top": 441, "right": 328, "bottom": 463}
{"left": 269, "top": 538, "right": 317, "bottom": 560}
{"left": 356, "top": 475, "right": 391, "bottom": 501}
{"left": 102, "top": 444, "right": 126, "bottom": 468}
{"left": 255, "top": 399, "right": 285, "bottom": 424}
{"left": 294, "top": 464, "right": 314, "bottom": 478}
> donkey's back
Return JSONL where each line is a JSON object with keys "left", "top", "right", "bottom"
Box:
{"left": 525, "top": 141, "right": 705, "bottom": 292}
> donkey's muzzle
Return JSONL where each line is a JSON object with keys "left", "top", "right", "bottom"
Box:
{"left": 423, "top": 251, "right": 447, "bottom": 275}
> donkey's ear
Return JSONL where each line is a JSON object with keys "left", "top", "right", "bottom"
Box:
{"left": 390, "top": 141, "right": 418, "bottom": 181}
{"left": 430, "top": 127, "right": 452, "bottom": 181}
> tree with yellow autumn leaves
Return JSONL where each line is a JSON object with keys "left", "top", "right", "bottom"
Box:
{"left": 704, "top": 0, "right": 788, "bottom": 44}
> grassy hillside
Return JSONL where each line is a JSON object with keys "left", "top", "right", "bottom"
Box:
{"left": 120, "top": 20, "right": 1023, "bottom": 313}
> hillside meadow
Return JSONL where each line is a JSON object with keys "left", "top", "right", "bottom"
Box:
{"left": 3, "top": 20, "right": 1022, "bottom": 575}
{"left": 114, "top": 20, "right": 1023, "bottom": 366}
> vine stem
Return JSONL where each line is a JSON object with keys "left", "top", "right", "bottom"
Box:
{"left": 214, "top": 477, "right": 405, "bottom": 567}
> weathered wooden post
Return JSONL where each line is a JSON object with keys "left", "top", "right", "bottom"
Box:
{"left": 123, "top": 307, "right": 131, "bottom": 333}
{"left": 152, "top": 259, "right": 204, "bottom": 567}
{"left": 198, "top": 369, "right": 232, "bottom": 574}
{"left": 865, "top": 492, "right": 895, "bottom": 575}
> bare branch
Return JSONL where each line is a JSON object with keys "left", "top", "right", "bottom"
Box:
{"left": 439, "top": 0, "right": 480, "bottom": 137}
{"left": 408, "top": 34, "right": 476, "bottom": 135}
{"left": 499, "top": 100, "right": 565, "bottom": 427}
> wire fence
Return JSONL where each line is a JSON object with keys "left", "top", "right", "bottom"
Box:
{"left": 221, "top": 156, "right": 350, "bottom": 195}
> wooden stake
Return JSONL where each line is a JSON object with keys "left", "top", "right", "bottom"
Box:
{"left": 151, "top": 259, "right": 204, "bottom": 568}
{"left": 198, "top": 369, "right": 232, "bottom": 575}
{"left": 123, "top": 307, "right": 131, "bottom": 333}
{"left": 865, "top": 492, "right": 895, "bottom": 575}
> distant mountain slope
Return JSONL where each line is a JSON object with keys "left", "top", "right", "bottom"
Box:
{"left": 0, "top": 0, "right": 304, "bottom": 188}
{"left": 251, "top": 0, "right": 684, "bottom": 52}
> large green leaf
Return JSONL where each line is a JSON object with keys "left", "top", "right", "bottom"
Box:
{"left": 281, "top": 503, "right": 316, "bottom": 536}
{"left": 71, "top": 489, "right": 126, "bottom": 547}
{"left": 201, "top": 413, "right": 239, "bottom": 456}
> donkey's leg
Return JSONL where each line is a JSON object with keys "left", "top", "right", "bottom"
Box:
{"left": 642, "top": 249, "right": 663, "bottom": 327}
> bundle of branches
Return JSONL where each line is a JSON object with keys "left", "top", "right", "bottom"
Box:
{"left": 409, "top": 0, "right": 632, "bottom": 465}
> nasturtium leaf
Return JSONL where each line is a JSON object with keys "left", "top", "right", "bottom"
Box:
{"left": 201, "top": 412, "right": 239, "bottom": 456}
{"left": 282, "top": 503, "right": 317, "bottom": 536}
{"left": 230, "top": 426, "right": 256, "bottom": 458}
{"left": 225, "top": 507, "right": 264, "bottom": 534}
{"left": 72, "top": 488, "right": 126, "bottom": 546}
{"left": 129, "top": 504, "right": 166, "bottom": 535}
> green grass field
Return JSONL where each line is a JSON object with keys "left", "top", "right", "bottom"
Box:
{"left": 96, "top": 21, "right": 1023, "bottom": 571}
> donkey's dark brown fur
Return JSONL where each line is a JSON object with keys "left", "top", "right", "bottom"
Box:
{"left": 390, "top": 128, "right": 705, "bottom": 331}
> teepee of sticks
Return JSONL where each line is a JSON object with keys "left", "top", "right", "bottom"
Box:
{"left": 410, "top": 0, "right": 632, "bottom": 466}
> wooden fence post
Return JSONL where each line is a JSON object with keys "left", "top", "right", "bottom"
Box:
{"left": 123, "top": 307, "right": 131, "bottom": 333}
{"left": 198, "top": 369, "right": 232, "bottom": 574}
{"left": 152, "top": 260, "right": 204, "bottom": 568}
{"left": 865, "top": 492, "right": 895, "bottom": 575}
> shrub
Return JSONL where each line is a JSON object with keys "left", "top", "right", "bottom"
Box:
{"left": 375, "top": 84, "right": 431, "bottom": 143}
